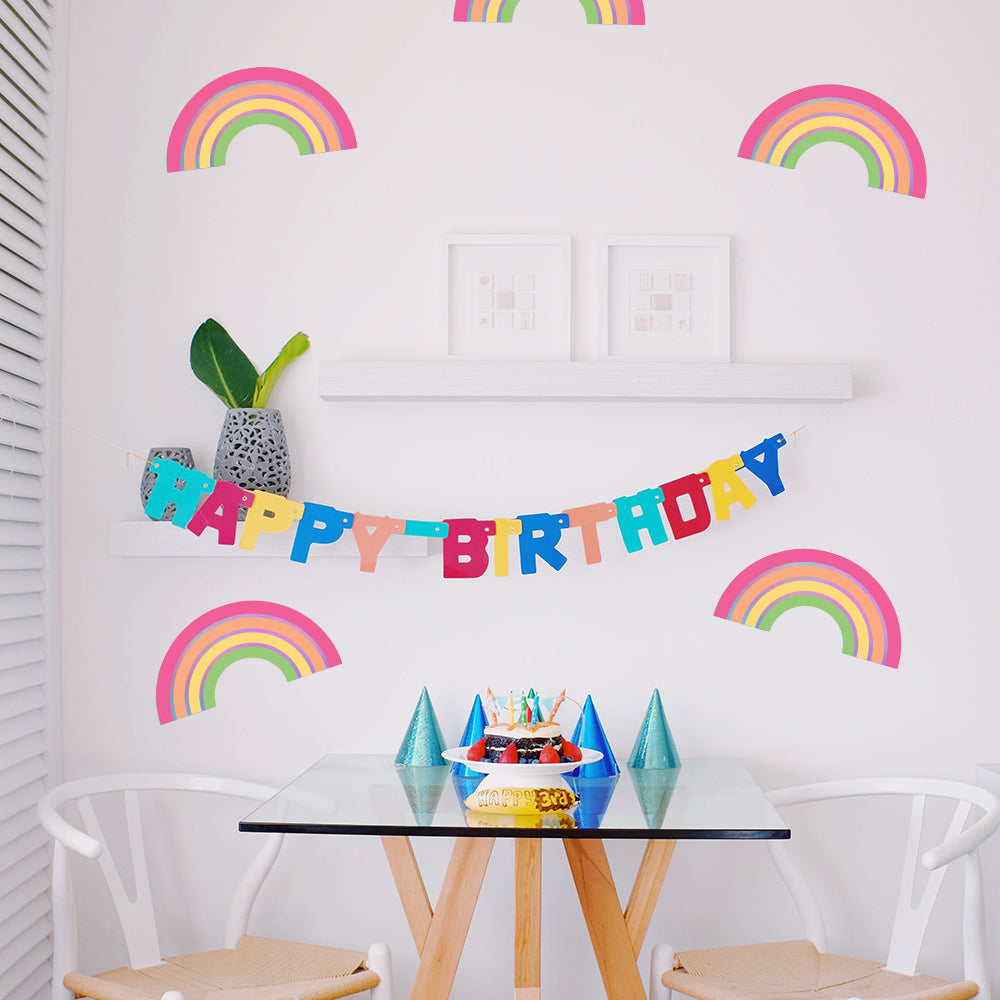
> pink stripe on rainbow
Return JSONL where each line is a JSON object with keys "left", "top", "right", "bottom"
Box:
{"left": 714, "top": 549, "right": 901, "bottom": 667}
{"left": 156, "top": 601, "right": 341, "bottom": 723}
{"left": 738, "top": 84, "right": 925, "bottom": 198}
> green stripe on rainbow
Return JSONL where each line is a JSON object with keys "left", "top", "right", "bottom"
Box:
{"left": 714, "top": 549, "right": 901, "bottom": 667}
{"left": 738, "top": 84, "right": 926, "bottom": 198}
{"left": 166, "top": 67, "right": 357, "bottom": 172}
{"left": 156, "top": 601, "right": 341, "bottom": 723}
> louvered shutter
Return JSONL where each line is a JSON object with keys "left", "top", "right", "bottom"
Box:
{"left": 0, "top": 1, "right": 58, "bottom": 999}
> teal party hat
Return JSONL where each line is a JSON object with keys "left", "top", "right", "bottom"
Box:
{"left": 627, "top": 766, "right": 680, "bottom": 829}
{"left": 395, "top": 765, "right": 449, "bottom": 826}
{"left": 395, "top": 687, "right": 448, "bottom": 766}
{"left": 627, "top": 690, "right": 680, "bottom": 769}
{"left": 451, "top": 694, "right": 489, "bottom": 778}
{"left": 569, "top": 695, "right": 619, "bottom": 777}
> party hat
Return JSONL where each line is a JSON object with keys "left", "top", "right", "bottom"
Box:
{"left": 569, "top": 695, "right": 619, "bottom": 777}
{"left": 395, "top": 765, "right": 449, "bottom": 826}
{"left": 395, "top": 687, "right": 448, "bottom": 766}
{"left": 451, "top": 694, "right": 489, "bottom": 777}
{"left": 627, "top": 690, "right": 680, "bottom": 769}
{"left": 568, "top": 773, "right": 619, "bottom": 829}
{"left": 627, "top": 766, "right": 680, "bottom": 829}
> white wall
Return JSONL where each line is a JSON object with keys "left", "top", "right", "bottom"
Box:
{"left": 56, "top": 2, "right": 1000, "bottom": 998}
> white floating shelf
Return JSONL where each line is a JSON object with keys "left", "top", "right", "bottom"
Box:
{"left": 318, "top": 361, "right": 852, "bottom": 402}
{"left": 109, "top": 521, "right": 432, "bottom": 558}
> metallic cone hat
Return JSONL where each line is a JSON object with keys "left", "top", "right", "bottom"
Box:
{"left": 569, "top": 695, "right": 619, "bottom": 777}
{"left": 451, "top": 694, "right": 489, "bottom": 777}
{"left": 627, "top": 689, "right": 680, "bottom": 769}
{"left": 395, "top": 686, "right": 448, "bottom": 766}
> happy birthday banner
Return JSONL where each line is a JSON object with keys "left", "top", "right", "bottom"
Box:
{"left": 142, "top": 432, "right": 787, "bottom": 577}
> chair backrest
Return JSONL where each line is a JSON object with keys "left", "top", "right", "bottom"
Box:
{"left": 765, "top": 778, "right": 1000, "bottom": 1000}
{"left": 37, "top": 773, "right": 285, "bottom": 1000}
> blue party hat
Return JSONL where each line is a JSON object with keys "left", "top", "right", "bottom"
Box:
{"left": 627, "top": 766, "right": 680, "bottom": 829}
{"left": 395, "top": 765, "right": 449, "bottom": 826}
{"left": 395, "top": 687, "right": 448, "bottom": 766}
{"left": 627, "top": 690, "right": 680, "bottom": 769}
{"left": 451, "top": 694, "right": 490, "bottom": 777}
{"left": 569, "top": 695, "right": 619, "bottom": 777}
{"left": 568, "top": 773, "right": 619, "bottom": 829}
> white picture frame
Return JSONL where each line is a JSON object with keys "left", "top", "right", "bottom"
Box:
{"left": 445, "top": 234, "right": 571, "bottom": 360}
{"left": 601, "top": 235, "right": 731, "bottom": 361}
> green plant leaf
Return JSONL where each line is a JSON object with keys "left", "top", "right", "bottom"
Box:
{"left": 190, "top": 318, "right": 258, "bottom": 408}
{"left": 252, "top": 332, "right": 310, "bottom": 408}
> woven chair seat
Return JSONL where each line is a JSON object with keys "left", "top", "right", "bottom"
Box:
{"left": 661, "top": 940, "right": 978, "bottom": 1000}
{"left": 64, "top": 935, "right": 381, "bottom": 1000}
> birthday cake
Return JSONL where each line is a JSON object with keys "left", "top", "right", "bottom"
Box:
{"left": 465, "top": 688, "right": 583, "bottom": 765}
{"left": 483, "top": 720, "right": 563, "bottom": 763}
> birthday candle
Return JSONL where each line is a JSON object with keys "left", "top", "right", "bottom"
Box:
{"left": 532, "top": 693, "right": 541, "bottom": 726}
{"left": 546, "top": 689, "right": 566, "bottom": 722}
{"left": 509, "top": 691, "right": 515, "bottom": 726}
{"left": 520, "top": 692, "right": 528, "bottom": 725}
{"left": 485, "top": 687, "right": 500, "bottom": 725}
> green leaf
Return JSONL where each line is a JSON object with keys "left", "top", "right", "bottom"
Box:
{"left": 190, "top": 318, "right": 258, "bottom": 408}
{"left": 252, "top": 332, "right": 310, "bottom": 408}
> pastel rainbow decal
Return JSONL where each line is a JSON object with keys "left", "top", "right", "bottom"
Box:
{"left": 156, "top": 601, "right": 341, "bottom": 723}
{"left": 453, "top": 0, "right": 522, "bottom": 21}
{"left": 578, "top": 0, "right": 645, "bottom": 23}
{"left": 714, "top": 549, "right": 901, "bottom": 667}
{"left": 166, "top": 67, "right": 357, "bottom": 172}
{"left": 738, "top": 85, "right": 926, "bottom": 198}
{"left": 452, "top": 0, "right": 643, "bottom": 22}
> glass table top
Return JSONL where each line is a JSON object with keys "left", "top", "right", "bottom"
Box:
{"left": 240, "top": 755, "right": 790, "bottom": 840}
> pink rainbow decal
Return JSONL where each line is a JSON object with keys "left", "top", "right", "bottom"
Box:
{"left": 453, "top": 0, "right": 643, "bottom": 22}
{"left": 166, "top": 67, "right": 357, "bottom": 172}
{"left": 738, "top": 84, "right": 926, "bottom": 198}
{"left": 578, "top": 0, "right": 645, "bottom": 23}
{"left": 156, "top": 601, "right": 341, "bottom": 723}
{"left": 453, "top": 0, "right": 522, "bottom": 20}
{"left": 714, "top": 549, "right": 901, "bottom": 667}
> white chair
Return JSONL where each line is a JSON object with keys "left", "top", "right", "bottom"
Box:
{"left": 650, "top": 778, "right": 1000, "bottom": 1000}
{"left": 38, "top": 772, "right": 392, "bottom": 1000}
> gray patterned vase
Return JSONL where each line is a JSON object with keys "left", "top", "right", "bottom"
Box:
{"left": 213, "top": 409, "right": 291, "bottom": 518}
{"left": 140, "top": 447, "right": 194, "bottom": 520}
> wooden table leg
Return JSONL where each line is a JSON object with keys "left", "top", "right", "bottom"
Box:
{"left": 624, "top": 839, "right": 676, "bottom": 954}
{"left": 563, "top": 839, "right": 647, "bottom": 1000}
{"left": 514, "top": 839, "right": 542, "bottom": 1000}
{"left": 381, "top": 837, "right": 433, "bottom": 953}
{"left": 408, "top": 836, "right": 494, "bottom": 1000}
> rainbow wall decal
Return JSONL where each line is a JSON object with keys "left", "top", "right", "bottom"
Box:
{"left": 738, "top": 85, "right": 926, "bottom": 198}
{"left": 453, "top": 0, "right": 522, "bottom": 21}
{"left": 156, "top": 601, "right": 341, "bottom": 723}
{"left": 578, "top": 0, "right": 645, "bottom": 23}
{"left": 714, "top": 549, "right": 901, "bottom": 667}
{"left": 166, "top": 67, "right": 357, "bottom": 172}
{"left": 453, "top": 0, "right": 643, "bottom": 22}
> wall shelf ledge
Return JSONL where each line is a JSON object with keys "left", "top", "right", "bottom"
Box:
{"left": 317, "top": 360, "right": 852, "bottom": 402}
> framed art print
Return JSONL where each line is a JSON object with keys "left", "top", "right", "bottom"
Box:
{"left": 445, "top": 234, "right": 571, "bottom": 360}
{"left": 602, "top": 236, "right": 730, "bottom": 361}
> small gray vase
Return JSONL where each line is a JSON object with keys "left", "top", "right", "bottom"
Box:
{"left": 140, "top": 447, "right": 194, "bottom": 520}
{"left": 213, "top": 409, "right": 291, "bottom": 516}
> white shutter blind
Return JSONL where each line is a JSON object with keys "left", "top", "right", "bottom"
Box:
{"left": 0, "top": 1, "right": 56, "bottom": 999}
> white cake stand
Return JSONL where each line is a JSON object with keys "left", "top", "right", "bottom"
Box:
{"left": 441, "top": 746, "right": 604, "bottom": 795}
